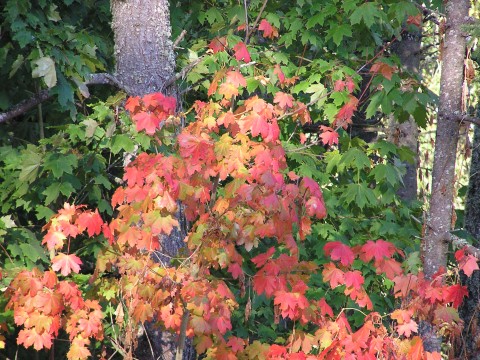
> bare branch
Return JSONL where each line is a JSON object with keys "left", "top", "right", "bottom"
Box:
{"left": 0, "top": 73, "right": 125, "bottom": 124}
{"left": 162, "top": 56, "right": 204, "bottom": 90}
{"left": 0, "top": 90, "right": 51, "bottom": 124}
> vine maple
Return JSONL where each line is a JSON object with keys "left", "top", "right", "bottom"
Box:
{"left": 0, "top": 29, "right": 474, "bottom": 359}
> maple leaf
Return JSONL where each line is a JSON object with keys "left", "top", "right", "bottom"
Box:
{"left": 324, "top": 241, "right": 355, "bottom": 266}
{"left": 407, "top": 336, "right": 424, "bottom": 360}
{"left": 251, "top": 247, "right": 276, "bottom": 267}
{"left": 344, "top": 270, "right": 364, "bottom": 290}
{"left": 345, "top": 76, "right": 355, "bottom": 93}
{"left": 397, "top": 320, "right": 418, "bottom": 338}
{"left": 191, "top": 315, "right": 211, "bottom": 334}
{"left": 228, "top": 262, "right": 243, "bottom": 279}
{"left": 209, "top": 37, "right": 227, "bottom": 53}
{"left": 195, "top": 335, "right": 213, "bottom": 354}
{"left": 233, "top": 42, "right": 251, "bottom": 62}
{"left": 226, "top": 70, "right": 247, "bottom": 88}
{"left": 125, "top": 96, "right": 141, "bottom": 113}
{"left": 142, "top": 211, "right": 179, "bottom": 236}
{"left": 273, "top": 64, "right": 285, "bottom": 84}
{"left": 17, "top": 328, "right": 53, "bottom": 350}
{"left": 67, "top": 336, "right": 91, "bottom": 360}
{"left": 52, "top": 253, "right": 83, "bottom": 276}
{"left": 460, "top": 254, "right": 479, "bottom": 277}
{"left": 319, "top": 126, "right": 339, "bottom": 146}
{"left": 334, "top": 96, "right": 358, "bottom": 128}
{"left": 407, "top": 14, "right": 422, "bottom": 28}
{"left": 76, "top": 210, "right": 103, "bottom": 237}
{"left": 274, "top": 91, "right": 294, "bottom": 109}
{"left": 322, "top": 263, "right": 345, "bottom": 288}
{"left": 253, "top": 272, "right": 280, "bottom": 297}
{"left": 375, "top": 258, "right": 403, "bottom": 279}
{"left": 359, "top": 239, "right": 399, "bottom": 262}
{"left": 227, "top": 336, "right": 245, "bottom": 353}
{"left": 132, "top": 111, "right": 162, "bottom": 135}
{"left": 444, "top": 284, "right": 468, "bottom": 308}
{"left": 317, "top": 298, "right": 334, "bottom": 317}
{"left": 43, "top": 230, "right": 67, "bottom": 251}
{"left": 370, "top": 61, "right": 397, "bottom": 81}
{"left": 258, "top": 19, "right": 278, "bottom": 39}
{"left": 268, "top": 344, "right": 287, "bottom": 357}
{"left": 219, "top": 82, "right": 239, "bottom": 99}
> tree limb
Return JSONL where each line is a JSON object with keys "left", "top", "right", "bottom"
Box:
{"left": 0, "top": 73, "right": 126, "bottom": 124}
{"left": 448, "top": 232, "right": 480, "bottom": 259}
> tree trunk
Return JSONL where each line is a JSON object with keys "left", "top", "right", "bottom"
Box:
{"left": 423, "top": 0, "right": 469, "bottom": 280}
{"left": 110, "top": 1, "right": 194, "bottom": 359}
{"left": 111, "top": 0, "right": 175, "bottom": 97}
{"left": 458, "top": 124, "right": 480, "bottom": 359}
{"left": 387, "top": 27, "right": 421, "bottom": 201}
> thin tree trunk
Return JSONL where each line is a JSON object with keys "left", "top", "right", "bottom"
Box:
{"left": 387, "top": 27, "right": 421, "bottom": 201}
{"left": 423, "top": 0, "right": 469, "bottom": 280}
{"left": 110, "top": 1, "right": 194, "bottom": 359}
{"left": 458, "top": 124, "right": 480, "bottom": 359}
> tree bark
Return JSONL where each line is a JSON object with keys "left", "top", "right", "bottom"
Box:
{"left": 458, "top": 124, "right": 480, "bottom": 359}
{"left": 387, "top": 28, "right": 422, "bottom": 201}
{"left": 423, "top": 0, "right": 469, "bottom": 280}
{"left": 110, "top": 1, "right": 194, "bottom": 359}
{"left": 111, "top": 0, "right": 176, "bottom": 97}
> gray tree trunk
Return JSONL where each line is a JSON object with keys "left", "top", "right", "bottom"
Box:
{"left": 387, "top": 28, "right": 421, "bottom": 201}
{"left": 110, "top": 1, "right": 194, "bottom": 359}
{"left": 458, "top": 124, "right": 480, "bottom": 359}
{"left": 423, "top": 0, "right": 469, "bottom": 280}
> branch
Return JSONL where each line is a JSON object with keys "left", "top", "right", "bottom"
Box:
{"left": 0, "top": 90, "right": 51, "bottom": 124}
{"left": 448, "top": 232, "right": 480, "bottom": 259}
{"left": 163, "top": 56, "right": 204, "bottom": 90}
{"left": 0, "top": 73, "right": 126, "bottom": 124}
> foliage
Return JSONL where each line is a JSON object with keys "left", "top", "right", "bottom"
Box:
{"left": 0, "top": 0, "right": 476, "bottom": 359}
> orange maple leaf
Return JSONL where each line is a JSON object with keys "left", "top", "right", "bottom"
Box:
{"left": 273, "top": 91, "right": 294, "bottom": 109}
{"left": 52, "top": 253, "right": 83, "bottom": 276}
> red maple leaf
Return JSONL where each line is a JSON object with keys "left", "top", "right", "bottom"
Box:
{"left": 444, "top": 284, "right": 468, "bottom": 308}
{"left": 76, "top": 210, "right": 103, "bottom": 237}
{"left": 461, "top": 254, "right": 479, "bottom": 277}
{"left": 334, "top": 96, "right": 358, "bottom": 128}
{"left": 132, "top": 111, "right": 162, "bottom": 135}
{"left": 359, "top": 239, "right": 400, "bottom": 262}
{"left": 324, "top": 241, "right": 355, "bottom": 266}
{"left": 51, "top": 253, "right": 83, "bottom": 276}
{"left": 344, "top": 270, "right": 364, "bottom": 290}
{"left": 375, "top": 258, "right": 403, "bottom": 279}
{"left": 253, "top": 272, "right": 279, "bottom": 297}
{"left": 273, "top": 64, "right": 285, "bottom": 84}
{"left": 228, "top": 263, "right": 243, "bottom": 279}
{"left": 258, "top": 19, "right": 278, "bottom": 39}
{"left": 407, "top": 14, "right": 422, "bottom": 28}
{"left": 318, "top": 298, "right": 334, "bottom": 317}
{"left": 251, "top": 247, "right": 276, "bottom": 268}
{"left": 274, "top": 91, "right": 294, "bottom": 109}
{"left": 209, "top": 37, "right": 227, "bottom": 53}
{"left": 319, "top": 126, "right": 339, "bottom": 146}
{"left": 233, "top": 42, "right": 251, "bottom": 62}
{"left": 322, "top": 262, "right": 345, "bottom": 288}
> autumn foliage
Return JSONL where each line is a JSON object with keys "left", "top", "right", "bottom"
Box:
{"left": 0, "top": 31, "right": 474, "bottom": 359}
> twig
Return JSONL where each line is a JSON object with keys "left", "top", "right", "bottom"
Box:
{"left": 163, "top": 57, "right": 205, "bottom": 90}
{"left": 0, "top": 73, "right": 126, "bottom": 124}
{"left": 173, "top": 30, "right": 187, "bottom": 49}
{"left": 245, "top": 0, "right": 269, "bottom": 44}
